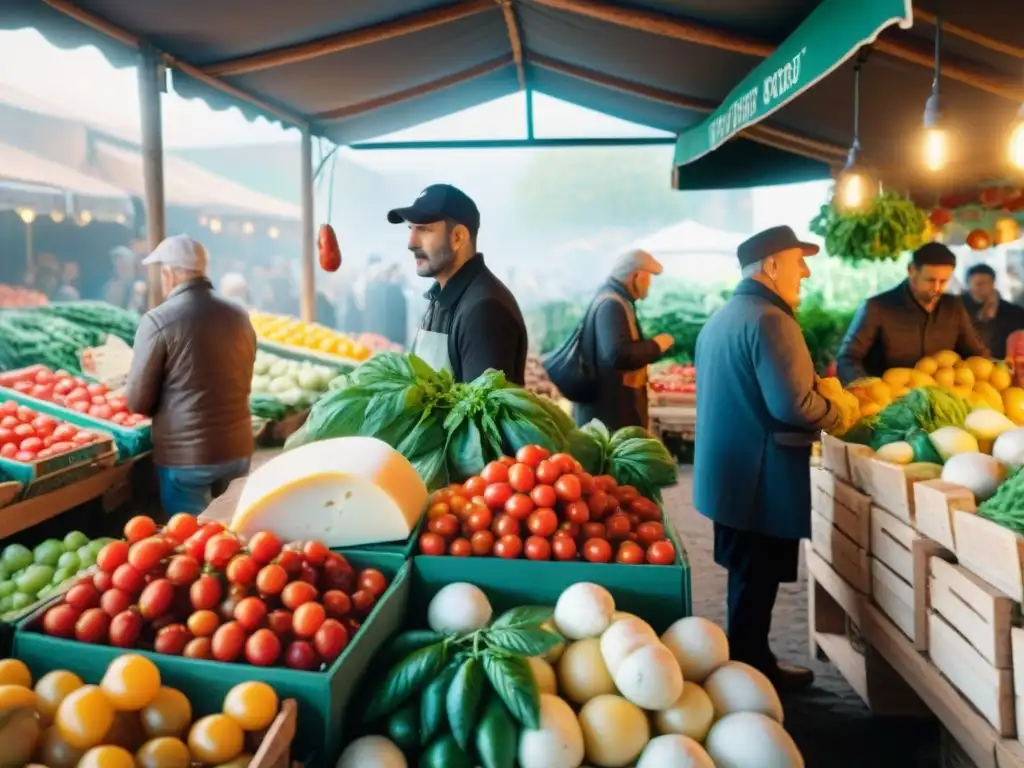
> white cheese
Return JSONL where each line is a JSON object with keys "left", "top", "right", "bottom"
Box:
{"left": 230, "top": 436, "right": 427, "bottom": 548}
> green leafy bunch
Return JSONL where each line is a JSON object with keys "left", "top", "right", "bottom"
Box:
{"left": 362, "top": 606, "right": 562, "bottom": 768}
{"left": 809, "top": 189, "right": 929, "bottom": 263}
{"left": 569, "top": 420, "right": 677, "bottom": 502}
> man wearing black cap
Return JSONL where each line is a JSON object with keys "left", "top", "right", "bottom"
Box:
{"left": 837, "top": 242, "right": 989, "bottom": 383}
{"left": 388, "top": 184, "right": 527, "bottom": 384}
{"left": 694, "top": 226, "right": 840, "bottom": 690}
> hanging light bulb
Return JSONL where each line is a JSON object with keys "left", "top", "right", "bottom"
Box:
{"left": 834, "top": 50, "right": 878, "bottom": 214}
{"left": 1010, "top": 105, "right": 1024, "bottom": 170}
{"left": 922, "top": 14, "right": 947, "bottom": 172}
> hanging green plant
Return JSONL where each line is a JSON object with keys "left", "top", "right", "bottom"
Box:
{"left": 809, "top": 189, "right": 929, "bottom": 262}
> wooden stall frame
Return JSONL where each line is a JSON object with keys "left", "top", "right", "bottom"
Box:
{"left": 251, "top": 698, "right": 299, "bottom": 768}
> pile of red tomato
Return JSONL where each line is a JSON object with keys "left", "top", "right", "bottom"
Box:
{"left": 417, "top": 445, "right": 677, "bottom": 566}
{"left": 0, "top": 400, "right": 105, "bottom": 463}
{"left": 0, "top": 365, "right": 148, "bottom": 427}
{"left": 38, "top": 514, "right": 390, "bottom": 671}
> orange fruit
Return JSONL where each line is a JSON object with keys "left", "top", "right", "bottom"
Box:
{"left": 101, "top": 654, "right": 161, "bottom": 710}
{"left": 55, "top": 685, "right": 115, "bottom": 749}
{"left": 135, "top": 736, "right": 192, "bottom": 768}
{"left": 222, "top": 681, "right": 278, "bottom": 731}
{"left": 140, "top": 687, "right": 193, "bottom": 739}
{"left": 34, "top": 670, "right": 84, "bottom": 719}
{"left": 187, "top": 714, "right": 244, "bottom": 764}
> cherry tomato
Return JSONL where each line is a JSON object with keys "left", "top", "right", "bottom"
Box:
{"left": 499, "top": 456, "right": 516, "bottom": 467}
{"left": 470, "top": 530, "right": 495, "bottom": 556}
{"left": 43, "top": 603, "right": 80, "bottom": 637}
{"left": 554, "top": 474, "right": 582, "bottom": 503}
{"left": 111, "top": 563, "right": 145, "bottom": 594}
{"left": 582, "top": 538, "right": 613, "bottom": 564}
{"left": 281, "top": 581, "right": 318, "bottom": 611}
{"left": 586, "top": 490, "right": 613, "bottom": 518}
{"left": 323, "top": 591, "right": 351, "bottom": 618}
{"left": 320, "top": 552, "right": 355, "bottom": 592}
{"left": 526, "top": 508, "right": 558, "bottom": 537}
{"left": 557, "top": 521, "right": 580, "bottom": 538}
{"left": 443, "top": 537, "right": 469, "bottom": 556}
{"left": 606, "top": 513, "right": 633, "bottom": 540}
{"left": 302, "top": 540, "right": 329, "bottom": 566}
{"left": 204, "top": 534, "right": 242, "bottom": 569}
{"left": 154, "top": 623, "right": 192, "bottom": 655}
{"left": 465, "top": 504, "right": 493, "bottom": 533}
{"left": 96, "top": 540, "right": 129, "bottom": 573}
{"left": 164, "top": 513, "right": 199, "bottom": 542}
{"left": 529, "top": 484, "right": 557, "bottom": 508}
{"left": 267, "top": 609, "right": 293, "bottom": 635}
{"left": 299, "top": 562, "right": 320, "bottom": 589}
{"left": 636, "top": 521, "right": 666, "bottom": 545}
{"left": 128, "top": 537, "right": 169, "bottom": 573}
{"left": 284, "top": 640, "right": 319, "bottom": 670}
{"left": 314, "top": 619, "right": 349, "bottom": 662}
{"left": 582, "top": 522, "right": 607, "bottom": 540}
{"left": 211, "top": 621, "right": 247, "bottom": 662}
{"left": 124, "top": 515, "right": 158, "bottom": 543}
{"left": 65, "top": 583, "right": 100, "bottom": 611}
{"left": 483, "top": 482, "right": 513, "bottom": 510}
{"left": 75, "top": 607, "right": 110, "bottom": 643}
{"left": 165, "top": 555, "right": 201, "bottom": 586}
{"left": 494, "top": 534, "right": 523, "bottom": 559}
{"left": 138, "top": 579, "right": 175, "bottom": 621}
{"left": 223, "top": 554, "right": 256, "bottom": 586}
{"left": 234, "top": 597, "right": 268, "bottom": 631}
{"left": 418, "top": 532, "right": 446, "bottom": 556}
{"left": 190, "top": 575, "right": 223, "bottom": 611}
{"left": 187, "top": 609, "right": 220, "bottom": 637}
{"left": 524, "top": 536, "right": 552, "bottom": 561}
{"left": 463, "top": 476, "right": 487, "bottom": 497}
{"left": 480, "top": 461, "right": 509, "bottom": 484}
{"left": 247, "top": 531, "right": 283, "bottom": 564}
{"left": 428, "top": 513, "right": 461, "bottom": 539}
{"left": 552, "top": 537, "right": 577, "bottom": 561}
{"left": 292, "top": 602, "right": 327, "bottom": 638}
{"left": 276, "top": 549, "right": 304, "bottom": 576}
{"left": 508, "top": 463, "right": 536, "bottom": 493}
{"left": 255, "top": 563, "right": 288, "bottom": 596}
{"left": 515, "top": 444, "right": 550, "bottom": 468}
{"left": 491, "top": 514, "right": 521, "bottom": 538}
{"left": 616, "top": 541, "right": 645, "bottom": 564}
{"left": 534, "top": 459, "right": 562, "bottom": 485}
{"left": 427, "top": 501, "right": 451, "bottom": 519}
{"left": 184, "top": 636, "right": 213, "bottom": 659}
{"left": 565, "top": 500, "right": 591, "bottom": 524}
{"left": 100, "top": 588, "right": 133, "bottom": 617}
{"left": 108, "top": 610, "right": 143, "bottom": 648}
{"left": 504, "top": 493, "right": 535, "bottom": 520}
{"left": 646, "top": 540, "right": 676, "bottom": 565}
{"left": 357, "top": 568, "right": 388, "bottom": 597}
{"left": 614, "top": 485, "right": 641, "bottom": 505}
{"left": 351, "top": 589, "right": 376, "bottom": 617}
{"left": 578, "top": 472, "right": 596, "bottom": 494}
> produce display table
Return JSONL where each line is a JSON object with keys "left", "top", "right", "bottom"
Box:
{"left": 649, "top": 404, "right": 696, "bottom": 442}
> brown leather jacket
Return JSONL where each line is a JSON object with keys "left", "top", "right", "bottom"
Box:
{"left": 125, "top": 278, "right": 256, "bottom": 467}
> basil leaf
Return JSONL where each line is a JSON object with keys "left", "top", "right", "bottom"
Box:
{"left": 446, "top": 656, "right": 485, "bottom": 750}
{"left": 476, "top": 694, "right": 518, "bottom": 768}
{"left": 420, "top": 655, "right": 464, "bottom": 745}
{"left": 488, "top": 628, "right": 563, "bottom": 657}
{"left": 482, "top": 653, "right": 541, "bottom": 729}
{"left": 380, "top": 630, "right": 445, "bottom": 668}
{"left": 490, "top": 605, "right": 554, "bottom": 630}
{"left": 365, "top": 642, "right": 448, "bottom": 723}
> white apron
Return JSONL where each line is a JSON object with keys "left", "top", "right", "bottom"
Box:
{"left": 410, "top": 327, "right": 453, "bottom": 375}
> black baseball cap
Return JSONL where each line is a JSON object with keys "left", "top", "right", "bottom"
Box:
{"left": 387, "top": 184, "right": 480, "bottom": 239}
{"left": 737, "top": 225, "right": 819, "bottom": 268}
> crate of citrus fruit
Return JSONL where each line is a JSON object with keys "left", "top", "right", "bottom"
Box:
{"left": 249, "top": 311, "right": 371, "bottom": 367}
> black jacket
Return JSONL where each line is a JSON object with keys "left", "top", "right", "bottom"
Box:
{"left": 573, "top": 279, "right": 663, "bottom": 431}
{"left": 421, "top": 254, "right": 527, "bottom": 384}
{"left": 836, "top": 280, "right": 989, "bottom": 384}
{"left": 960, "top": 295, "right": 1024, "bottom": 359}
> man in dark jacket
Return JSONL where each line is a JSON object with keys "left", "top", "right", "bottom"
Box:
{"left": 695, "top": 226, "right": 840, "bottom": 690}
{"left": 961, "top": 263, "right": 1024, "bottom": 359}
{"left": 836, "top": 242, "right": 989, "bottom": 383}
{"left": 126, "top": 235, "right": 256, "bottom": 515}
{"left": 388, "top": 184, "right": 527, "bottom": 384}
{"left": 572, "top": 250, "right": 673, "bottom": 431}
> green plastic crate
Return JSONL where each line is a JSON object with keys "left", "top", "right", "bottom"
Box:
{"left": 13, "top": 550, "right": 409, "bottom": 766}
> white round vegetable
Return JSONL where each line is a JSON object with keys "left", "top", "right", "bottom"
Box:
{"left": 875, "top": 441, "right": 914, "bottom": 465}
{"left": 637, "top": 734, "right": 715, "bottom": 768}
{"left": 336, "top": 735, "right": 408, "bottom": 768}
{"left": 705, "top": 711, "right": 804, "bottom": 768}
{"left": 578, "top": 694, "right": 650, "bottom": 767}
{"left": 654, "top": 682, "right": 715, "bottom": 741}
{"left": 527, "top": 656, "right": 558, "bottom": 695}
{"left": 661, "top": 616, "right": 730, "bottom": 683}
{"left": 993, "top": 428, "right": 1024, "bottom": 467}
{"left": 703, "top": 661, "right": 784, "bottom": 722}
{"left": 600, "top": 617, "right": 658, "bottom": 676}
{"left": 426, "top": 583, "right": 492, "bottom": 633}
{"left": 929, "top": 426, "right": 980, "bottom": 461}
{"left": 557, "top": 638, "right": 617, "bottom": 704}
{"left": 554, "top": 583, "right": 615, "bottom": 640}
{"left": 940, "top": 452, "right": 1007, "bottom": 502}
{"left": 518, "top": 693, "right": 585, "bottom": 768}
{"left": 613, "top": 642, "right": 684, "bottom": 710}
{"left": 964, "top": 409, "right": 1016, "bottom": 443}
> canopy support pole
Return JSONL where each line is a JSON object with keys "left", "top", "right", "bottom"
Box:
{"left": 137, "top": 47, "right": 167, "bottom": 310}
{"left": 299, "top": 127, "right": 316, "bottom": 324}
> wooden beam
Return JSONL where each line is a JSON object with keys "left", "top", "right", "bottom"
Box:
{"left": 531, "top": 0, "right": 1024, "bottom": 102}
{"left": 204, "top": 0, "right": 496, "bottom": 77}
{"left": 528, "top": 54, "right": 848, "bottom": 161}
{"left": 39, "top": 0, "right": 307, "bottom": 126}
{"left": 912, "top": 8, "right": 1024, "bottom": 62}
{"left": 313, "top": 55, "right": 514, "bottom": 122}
{"left": 496, "top": 0, "right": 527, "bottom": 89}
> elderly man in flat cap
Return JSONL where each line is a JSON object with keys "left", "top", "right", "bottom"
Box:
{"left": 565, "top": 249, "right": 674, "bottom": 431}
{"left": 694, "top": 226, "right": 840, "bottom": 691}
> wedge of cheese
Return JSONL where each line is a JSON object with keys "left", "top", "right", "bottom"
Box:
{"left": 230, "top": 436, "right": 428, "bottom": 548}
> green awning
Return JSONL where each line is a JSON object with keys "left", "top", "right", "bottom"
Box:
{"left": 672, "top": 0, "right": 914, "bottom": 168}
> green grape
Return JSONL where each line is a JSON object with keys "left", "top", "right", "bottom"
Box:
{"left": 16, "top": 564, "right": 55, "bottom": 595}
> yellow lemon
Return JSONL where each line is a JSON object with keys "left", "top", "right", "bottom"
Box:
{"left": 908, "top": 370, "right": 936, "bottom": 388}
{"left": 934, "top": 367, "right": 956, "bottom": 388}
{"left": 915, "top": 356, "right": 939, "bottom": 375}
{"left": 953, "top": 367, "right": 976, "bottom": 388}
{"left": 934, "top": 349, "right": 961, "bottom": 368}
{"left": 0, "top": 658, "right": 32, "bottom": 688}
{"left": 1003, "top": 387, "right": 1024, "bottom": 425}
{"left": 882, "top": 368, "right": 913, "bottom": 388}
{"left": 991, "top": 365, "right": 1012, "bottom": 392}
{"left": 966, "top": 356, "right": 995, "bottom": 382}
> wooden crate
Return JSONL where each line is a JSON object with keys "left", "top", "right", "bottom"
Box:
{"left": 850, "top": 453, "right": 918, "bottom": 523}
{"left": 930, "top": 558, "right": 1017, "bottom": 669}
{"left": 913, "top": 537, "right": 955, "bottom": 653}
{"left": 915, "top": 480, "right": 977, "bottom": 554}
{"left": 953, "top": 510, "right": 1024, "bottom": 603}
{"left": 929, "top": 611, "right": 1015, "bottom": 737}
{"left": 1012, "top": 630, "right": 1024, "bottom": 748}
{"left": 251, "top": 698, "right": 298, "bottom": 768}
{"left": 872, "top": 556, "right": 915, "bottom": 641}
{"left": 871, "top": 505, "right": 919, "bottom": 583}
{"left": 812, "top": 511, "right": 871, "bottom": 595}
{"left": 820, "top": 432, "right": 852, "bottom": 481}
{"left": 812, "top": 467, "right": 871, "bottom": 549}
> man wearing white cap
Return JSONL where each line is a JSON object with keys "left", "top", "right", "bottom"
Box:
{"left": 560, "top": 249, "right": 674, "bottom": 431}
{"left": 125, "top": 235, "right": 257, "bottom": 514}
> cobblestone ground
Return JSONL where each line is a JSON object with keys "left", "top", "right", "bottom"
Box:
{"left": 664, "top": 467, "right": 942, "bottom": 768}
